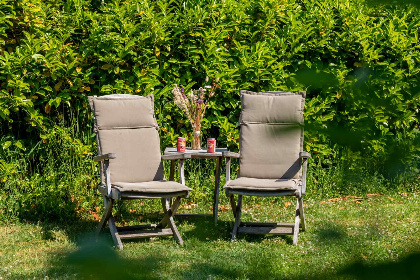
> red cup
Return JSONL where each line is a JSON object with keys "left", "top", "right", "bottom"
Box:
{"left": 207, "top": 138, "right": 216, "bottom": 153}
{"left": 177, "top": 137, "right": 186, "bottom": 152}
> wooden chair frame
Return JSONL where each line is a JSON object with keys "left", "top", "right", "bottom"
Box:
{"left": 94, "top": 153, "right": 190, "bottom": 250}
{"left": 223, "top": 151, "right": 310, "bottom": 245}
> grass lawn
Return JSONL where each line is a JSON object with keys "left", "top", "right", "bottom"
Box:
{"left": 0, "top": 193, "right": 419, "bottom": 280}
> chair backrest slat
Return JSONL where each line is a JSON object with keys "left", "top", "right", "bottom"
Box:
{"left": 239, "top": 90, "right": 306, "bottom": 179}
{"left": 89, "top": 94, "right": 164, "bottom": 183}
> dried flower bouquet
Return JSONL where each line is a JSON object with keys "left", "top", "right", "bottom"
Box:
{"left": 172, "top": 77, "right": 219, "bottom": 149}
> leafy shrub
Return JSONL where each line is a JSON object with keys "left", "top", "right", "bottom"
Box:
{"left": 0, "top": 0, "right": 419, "bottom": 221}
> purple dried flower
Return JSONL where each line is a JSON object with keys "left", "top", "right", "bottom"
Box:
{"left": 181, "top": 88, "right": 184, "bottom": 93}
{"left": 196, "top": 100, "right": 204, "bottom": 104}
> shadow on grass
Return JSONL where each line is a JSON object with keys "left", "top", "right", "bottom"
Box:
{"left": 180, "top": 246, "right": 288, "bottom": 280}
{"left": 40, "top": 241, "right": 420, "bottom": 280}
{"left": 5, "top": 217, "right": 420, "bottom": 280}
{"left": 338, "top": 252, "right": 420, "bottom": 280}
{"left": 301, "top": 220, "right": 420, "bottom": 280}
{"left": 286, "top": 252, "right": 420, "bottom": 280}
{"left": 12, "top": 189, "right": 100, "bottom": 244}
{"left": 37, "top": 219, "right": 98, "bottom": 243}
{"left": 181, "top": 262, "right": 244, "bottom": 279}
{"left": 177, "top": 214, "right": 293, "bottom": 244}
{"left": 62, "top": 237, "right": 162, "bottom": 280}
{"left": 179, "top": 214, "right": 233, "bottom": 241}
{"left": 7, "top": 235, "right": 164, "bottom": 279}
{"left": 314, "top": 222, "right": 347, "bottom": 243}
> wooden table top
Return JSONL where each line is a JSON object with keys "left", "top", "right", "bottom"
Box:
{"left": 164, "top": 147, "right": 228, "bottom": 158}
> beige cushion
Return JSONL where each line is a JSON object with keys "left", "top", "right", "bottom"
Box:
{"left": 90, "top": 94, "right": 165, "bottom": 183}
{"left": 98, "top": 128, "right": 164, "bottom": 183}
{"left": 225, "top": 177, "right": 299, "bottom": 191}
{"left": 239, "top": 123, "right": 302, "bottom": 179}
{"left": 238, "top": 91, "right": 305, "bottom": 180}
{"left": 90, "top": 95, "right": 157, "bottom": 129}
{"left": 240, "top": 90, "right": 305, "bottom": 124}
{"left": 112, "top": 181, "right": 191, "bottom": 193}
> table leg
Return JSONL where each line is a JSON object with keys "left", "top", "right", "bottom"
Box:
{"left": 169, "top": 160, "right": 175, "bottom": 181}
{"left": 213, "top": 157, "right": 222, "bottom": 225}
{"left": 179, "top": 159, "right": 185, "bottom": 185}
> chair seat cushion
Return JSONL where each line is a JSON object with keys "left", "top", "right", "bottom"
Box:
{"left": 112, "top": 181, "right": 191, "bottom": 194}
{"left": 224, "top": 177, "right": 300, "bottom": 191}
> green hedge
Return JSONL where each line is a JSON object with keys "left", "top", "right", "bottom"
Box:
{"left": 0, "top": 0, "right": 419, "bottom": 221}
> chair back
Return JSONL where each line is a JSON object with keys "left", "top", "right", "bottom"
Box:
{"left": 88, "top": 94, "right": 164, "bottom": 183}
{"left": 239, "top": 90, "right": 306, "bottom": 179}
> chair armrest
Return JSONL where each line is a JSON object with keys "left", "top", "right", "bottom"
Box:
{"left": 94, "top": 153, "right": 117, "bottom": 162}
{"left": 161, "top": 153, "right": 191, "bottom": 160}
{"left": 222, "top": 151, "right": 240, "bottom": 158}
{"left": 299, "top": 152, "right": 311, "bottom": 159}
{"left": 299, "top": 152, "right": 310, "bottom": 195}
{"left": 223, "top": 151, "right": 240, "bottom": 184}
{"left": 161, "top": 153, "right": 190, "bottom": 185}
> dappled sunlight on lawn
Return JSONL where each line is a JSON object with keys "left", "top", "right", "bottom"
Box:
{"left": 0, "top": 194, "right": 418, "bottom": 279}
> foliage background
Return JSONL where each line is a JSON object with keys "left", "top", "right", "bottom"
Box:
{"left": 0, "top": 0, "right": 419, "bottom": 222}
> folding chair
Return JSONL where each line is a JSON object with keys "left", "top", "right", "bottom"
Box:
{"left": 89, "top": 94, "right": 191, "bottom": 249}
{"left": 223, "top": 90, "right": 310, "bottom": 245}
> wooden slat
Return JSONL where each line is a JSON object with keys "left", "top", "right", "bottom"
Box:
{"left": 120, "top": 191, "right": 188, "bottom": 199}
{"left": 240, "top": 222, "right": 295, "bottom": 227}
{"left": 164, "top": 147, "right": 228, "bottom": 156}
{"left": 238, "top": 226, "right": 294, "bottom": 235}
{"left": 174, "top": 213, "right": 213, "bottom": 218}
{"left": 161, "top": 153, "right": 191, "bottom": 160}
{"left": 222, "top": 151, "right": 240, "bottom": 158}
{"left": 163, "top": 147, "right": 228, "bottom": 159}
{"left": 116, "top": 224, "right": 159, "bottom": 231}
{"left": 227, "top": 190, "right": 297, "bottom": 197}
{"left": 190, "top": 154, "right": 224, "bottom": 159}
{"left": 119, "top": 228, "right": 173, "bottom": 239}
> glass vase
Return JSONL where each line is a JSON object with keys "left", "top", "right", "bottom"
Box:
{"left": 191, "top": 130, "right": 201, "bottom": 150}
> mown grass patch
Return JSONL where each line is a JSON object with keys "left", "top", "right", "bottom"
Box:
{"left": 0, "top": 193, "right": 419, "bottom": 280}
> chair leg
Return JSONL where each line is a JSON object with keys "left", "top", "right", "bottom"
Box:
{"left": 293, "top": 198, "right": 300, "bottom": 246}
{"left": 159, "top": 197, "right": 182, "bottom": 227}
{"left": 161, "top": 197, "right": 184, "bottom": 246}
{"left": 298, "top": 196, "right": 306, "bottom": 231}
{"left": 229, "top": 194, "right": 237, "bottom": 218}
{"left": 161, "top": 198, "right": 168, "bottom": 215}
{"left": 231, "top": 195, "right": 243, "bottom": 241}
{"left": 96, "top": 196, "right": 123, "bottom": 250}
{"left": 109, "top": 216, "right": 123, "bottom": 250}
{"left": 96, "top": 196, "right": 113, "bottom": 236}
{"left": 213, "top": 157, "right": 222, "bottom": 225}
